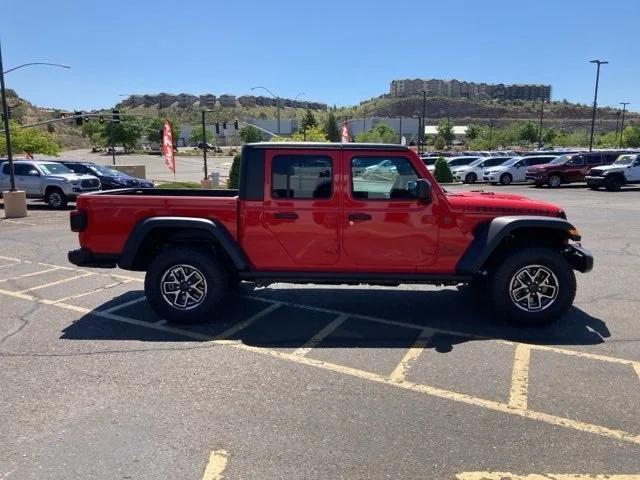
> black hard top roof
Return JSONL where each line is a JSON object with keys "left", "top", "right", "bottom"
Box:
{"left": 244, "top": 142, "right": 410, "bottom": 151}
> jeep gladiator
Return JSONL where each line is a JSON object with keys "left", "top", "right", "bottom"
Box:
{"left": 68, "top": 143, "right": 593, "bottom": 326}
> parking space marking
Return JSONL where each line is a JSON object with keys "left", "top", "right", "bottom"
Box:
{"left": 292, "top": 314, "right": 349, "bottom": 356}
{"left": 456, "top": 472, "right": 640, "bottom": 480}
{"left": 388, "top": 327, "right": 434, "bottom": 382}
{"left": 0, "top": 267, "right": 61, "bottom": 282}
{"left": 214, "top": 302, "right": 283, "bottom": 340}
{"left": 634, "top": 364, "right": 640, "bottom": 382}
{"left": 101, "top": 295, "right": 147, "bottom": 313}
{"left": 508, "top": 344, "right": 531, "bottom": 410}
{"left": 17, "top": 272, "right": 94, "bottom": 293}
{"left": 1, "top": 284, "right": 640, "bottom": 446}
{"left": 201, "top": 449, "right": 229, "bottom": 480}
{"left": 50, "top": 280, "right": 133, "bottom": 303}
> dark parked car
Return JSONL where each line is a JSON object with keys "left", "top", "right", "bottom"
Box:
{"left": 525, "top": 151, "right": 626, "bottom": 187}
{"left": 55, "top": 161, "right": 154, "bottom": 189}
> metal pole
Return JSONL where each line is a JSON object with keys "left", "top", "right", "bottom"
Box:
{"left": 0, "top": 42, "right": 16, "bottom": 191}
{"left": 110, "top": 123, "right": 116, "bottom": 165}
{"left": 589, "top": 60, "right": 608, "bottom": 152}
{"left": 619, "top": 102, "right": 629, "bottom": 148}
{"left": 421, "top": 91, "right": 426, "bottom": 154}
{"left": 277, "top": 98, "right": 281, "bottom": 135}
{"left": 614, "top": 110, "right": 621, "bottom": 141}
{"left": 537, "top": 99, "right": 545, "bottom": 148}
{"left": 399, "top": 116, "right": 402, "bottom": 144}
{"left": 363, "top": 107, "right": 366, "bottom": 134}
{"left": 201, "top": 110, "right": 208, "bottom": 179}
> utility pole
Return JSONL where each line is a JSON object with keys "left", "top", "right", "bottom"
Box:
{"left": 619, "top": 102, "right": 629, "bottom": 148}
{"left": 201, "top": 110, "right": 208, "bottom": 179}
{"left": 537, "top": 98, "right": 545, "bottom": 148}
{"left": 399, "top": 116, "right": 402, "bottom": 144}
{"left": 614, "top": 110, "right": 621, "bottom": 140}
{"left": 420, "top": 90, "right": 427, "bottom": 154}
{"left": 589, "top": 59, "right": 608, "bottom": 152}
{"left": 0, "top": 42, "right": 15, "bottom": 191}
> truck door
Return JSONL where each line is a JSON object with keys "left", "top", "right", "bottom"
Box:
{"left": 565, "top": 154, "right": 588, "bottom": 182}
{"left": 341, "top": 151, "right": 438, "bottom": 272}
{"left": 260, "top": 149, "right": 341, "bottom": 267}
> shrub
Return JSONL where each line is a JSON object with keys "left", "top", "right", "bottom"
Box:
{"left": 433, "top": 157, "right": 453, "bottom": 183}
{"left": 227, "top": 153, "right": 241, "bottom": 188}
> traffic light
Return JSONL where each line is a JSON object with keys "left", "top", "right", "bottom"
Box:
{"left": 215, "top": 122, "right": 220, "bottom": 134}
{"left": 222, "top": 121, "right": 227, "bottom": 130}
{"left": 233, "top": 119, "right": 239, "bottom": 130}
{"left": 112, "top": 109, "right": 120, "bottom": 121}
{"left": 74, "top": 111, "right": 83, "bottom": 126}
{"left": 99, "top": 116, "right": 105, "bottom": 124}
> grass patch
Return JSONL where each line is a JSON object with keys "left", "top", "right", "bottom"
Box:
{"left": 156, "top": 181, "right": 201, "bottom": 189}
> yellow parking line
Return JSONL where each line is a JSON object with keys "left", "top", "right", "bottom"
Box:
{"left": 201, "top": 450, "right": 229, "bottom": 480}
{"left": 456, "top": 472, "right": 640, "bottom": 479}
{"left": 50, "top": 280, "right": 132, "bottom": 303}
{"left": 508, "top": 344, "right": 531, "bottom": 410}
{"left": 213, "top": 302, "right": 282, "bottom": 340}
{"left": 634, "top": 364, "right": 640, "bottom": 382}
{"left": 16, "top": 272, "right": 94, "bottom": 293}
{"left": 292, "top": 314, "right": 349, "bottom": 356}
{"left": 0, "top": 285, "right": 639, "bottom": 446}
{"left": 0, "top": 267, "right": 61, "bottom": 282}
{"left": 389, "top": 327, "right": 434, "bottom": 382}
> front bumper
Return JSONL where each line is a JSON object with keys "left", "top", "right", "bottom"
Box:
{"left": 68, "top": 248, "right": 118, "bottom": 268}
{"left": 562, "top": 243, "right": 594, "bottom": 273}
{"left": 585, "top": 175, "right": 605, "bottom": 187}
{"left": 483, "top": 173, "right": 499, "bottom": 182}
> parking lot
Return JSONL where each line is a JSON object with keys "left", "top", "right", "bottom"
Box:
{"left": 1, "top": 183, "right": 640, "bottom": 479}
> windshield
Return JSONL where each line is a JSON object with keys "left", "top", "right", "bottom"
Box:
{"left": 38, "top": 163, "right": 72, "bottom": 175}
{"left": 467, "top": 158, "right": 485, "bottom": 167}
{"left": 549, "top": 154, "right": 571, "bottom": 165}
{"left": 89, "top": 164, "right": 121, "bottom": 176}
{"left": 498, "top": 157, "right": 521, "bottom": 167}
{"left": 613, "top": 155, "right": 637, "bottom": 165}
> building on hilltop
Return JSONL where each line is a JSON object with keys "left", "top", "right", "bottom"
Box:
{"left": 390, "top": 78, "right": 551, "bottom": 101}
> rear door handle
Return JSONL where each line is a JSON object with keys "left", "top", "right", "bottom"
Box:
{"left": 348, "top": 213, "right": 372, "bottom": 221}
{"left": 274, "top": 212, "right": 298, "bottom": 220}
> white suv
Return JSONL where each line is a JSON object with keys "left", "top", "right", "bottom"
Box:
{"left": 0, "top": 161, "right": 101, "bottom": 208}
{"left": 451, "top": 156, "right": 508, "bottom": 183}
{"left": 585, "top": 153, "right": 640, "bottom": 191}
{"left": 483, "top": 155, "right": 557, "bottom": 185}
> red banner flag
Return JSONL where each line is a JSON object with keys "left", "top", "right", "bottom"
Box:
{"left": 161, "top": 120, "right": 175, "bottom": 173}
{"left": 340, "top": 121, "right": 350, "bottom": 143}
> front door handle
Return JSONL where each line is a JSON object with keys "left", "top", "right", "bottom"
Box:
{"left": 348, "top": 213, "right": 372, "bottom": 222}
{"left": 274, "top": 212, "right": 298, "bottom": 220}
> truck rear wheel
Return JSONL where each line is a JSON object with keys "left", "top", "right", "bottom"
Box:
{"left": 490, "top": 247, "right": 576, "bottom": 327}
{"left": 144, "top": 247, "right": 228, "bottom": 324}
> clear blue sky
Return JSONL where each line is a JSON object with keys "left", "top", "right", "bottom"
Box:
{"left": 3, "top": 0, "right": 639, "bottom": 111}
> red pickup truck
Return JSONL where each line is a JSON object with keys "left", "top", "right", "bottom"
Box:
{"left": 68, "top": 143, "right": 592, "bottom": 326}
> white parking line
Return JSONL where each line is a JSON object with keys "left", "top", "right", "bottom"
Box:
{"left": 389, "top": 327, "right": 434, "bottom": 382}
{"left": 17, "top": 272, "right": 95, "bottom": 293}
{"left": 50, "top": 280, "right": 133, "bottom": 303}
{"left": 292, "top": 314, "right": 349, "bottom": 356}
{"left": 201, "top": 449, "right": 229, "bottom": 480}
{"left": 0, "top": 267, "right": 61, "bottom": 282}
{"left": 101, "top": 295, "right": 147, "bottom": 313}
{"left": 214, "top": 302, "right": 282, "bottom": 340}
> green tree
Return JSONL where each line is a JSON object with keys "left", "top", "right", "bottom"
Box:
{"left": 541, "top": 127, "right": 559, "bottom": 145}
{"left": 466, "top": 124, "right": 481, "bottom": 141}
{"left": 299, "top": 109, "right": 317, "bottom": 132}
{"left": 433, "top": 157, "right": 453, "bottom": 183}
{"left": 0, "top": 121, "right": 60, "bottom": 156}
{"left": 433, "top": 136, "right": 446, "bottom": 150}
{"left": 355, "top": 122, "right": 397, "bottom": 143}
{"left": 239, "top": 125, "right": 263, "bottom": 143}
{"left": 145, "top": 117, "right": 181, "bottom": 144}
{"left": 189, "top": 126, "right": 213, "bottom": 145}
{"left": 518, "top": 121, "right": 538, "bottom": 146}
{"left": 112, "top": 116, "right": 144, "bottom": 152}
{"left": 227, "top": 153, "right": 241, "bottom": 188}
{"left": 622, "top": 124, "right": 640, "bottom": 148}
{"left": 322, "top": 112, "right": 341, "bottom": 142}
{"left": 437, "top": 119, "right": 455, "bottom": 146}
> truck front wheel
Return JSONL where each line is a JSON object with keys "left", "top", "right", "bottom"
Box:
{"left": 144, "top": 247, "right": 228, "bottom": 324}
{"left": 490, "top": 247, "right": 576, "bottom": 326}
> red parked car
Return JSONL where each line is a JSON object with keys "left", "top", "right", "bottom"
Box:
{"left": 68, "top": 143, "right": 592, "bottom": 326}
{"left": 526, "top": 151, "right": 624, "bottom": 187}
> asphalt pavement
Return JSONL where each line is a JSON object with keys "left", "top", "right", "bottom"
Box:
{"left": 1, "top": 183, "right": 639, "bottom": 479}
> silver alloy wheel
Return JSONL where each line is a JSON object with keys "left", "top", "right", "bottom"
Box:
{"left": 508, "top": 264, "right": 559, "bottom": 312}
{"left": 48, "top": 191, "right": 63, "bottom": 207}
{"left": 160, "top": 264, "right": 208, "bottom": 310}
{"left": 501, "top": 173, "right": 512, "bottom": 185}
{"left": 549, "top": 175, "right": 561, "bottom": 187}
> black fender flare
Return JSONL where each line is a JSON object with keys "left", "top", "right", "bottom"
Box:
{"left": 118, "top": 217, "right": 249, "bottom": 271}
{"left": 455, "top": 216, "right": 577, "bottom": 275}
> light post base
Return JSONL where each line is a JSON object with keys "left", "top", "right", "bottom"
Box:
{"left": 3, "top": 190, "right": 28, "bottom": 218}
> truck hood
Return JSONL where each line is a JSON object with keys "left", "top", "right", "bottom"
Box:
{"left": 445, "top": 190, "right": 563, "bottom": 217}
{"left": 46, "top": 174, "right": 98, "bottom": 182}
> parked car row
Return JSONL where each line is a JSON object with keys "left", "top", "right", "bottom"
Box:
{"left": 0, "top": 160, "right": 153, "bottom": 208}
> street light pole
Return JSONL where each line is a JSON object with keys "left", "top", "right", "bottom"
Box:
{"left": 0, "top": 42, "right": 16, "bottom": 191}
{"left": 588, "top": 59, "right": 608, "bottom": 152}
{"left": 201, "top": 110, "right": 208, "bottom": 180}
{"left": 251, "top": 86, "right": 281, "bottom": 135}
{"left": 420, "top": 90, "right": 427, "bottom": 154}
{"left": 537, "top": 98, "right": 545, "bottom": 148}
{"left": 619, "top": 102, "right": 629, "bottom": 148}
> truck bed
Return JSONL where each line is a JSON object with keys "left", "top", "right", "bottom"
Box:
{"left": 75, "top": 188, "right": 239, "bottom": 254}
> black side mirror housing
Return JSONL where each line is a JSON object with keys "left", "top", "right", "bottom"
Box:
{"left": 416, "top": 179, "right": 432, "bottom": 204}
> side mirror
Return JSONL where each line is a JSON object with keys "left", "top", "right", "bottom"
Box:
{"left": 28, "top": 169, "right": 40, "bottom": 176}
{"left": 415, "top": 179, "right": 432, "bottom": 204}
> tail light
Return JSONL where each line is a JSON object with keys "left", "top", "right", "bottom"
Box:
{"left": 70, "top": 210, "right": 87, "bottom": 232}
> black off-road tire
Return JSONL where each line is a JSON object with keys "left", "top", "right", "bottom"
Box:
{"left": 144, "top": 246, "right": 229, "bottom": 324}
{"left": 464, "top": 172, "right": 477, "bottom": 184}
{"left": 500, "top": 173, "right": 513, "bottom": 185}
{"left": 490, "top": 247, "right": 576, "bottom": 327}
{"left": 45, "top": 187, "right": 68, "bottom": 209}
{"left": 604, "top": 175, "right": 624, "bottom": 192}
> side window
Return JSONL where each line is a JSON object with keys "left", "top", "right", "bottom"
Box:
{"left": 488, "top": 158, "right": 503, "bottom": 167}
{"left": 352, "top": 156, "right": 419, "bottom": 200}
{"left": 1, "top": 163, "right": 9, "bottom": 174}
{"left": 530, "top": 157, "right": 547, "bottom": 166}
{"left": 271, "top": 155, "right": 332, "bottom": 199}
{"left": 14, "top": 164, "right": 33, "bottom": 175}
{"left": 587, "top": 155, "right": 603, "bottom": 165}
{"left": 602, "top": 154, "right": 618, "bottom": 164}
{"left": 568, "top": 155, "right": 585, "bottom": 166}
